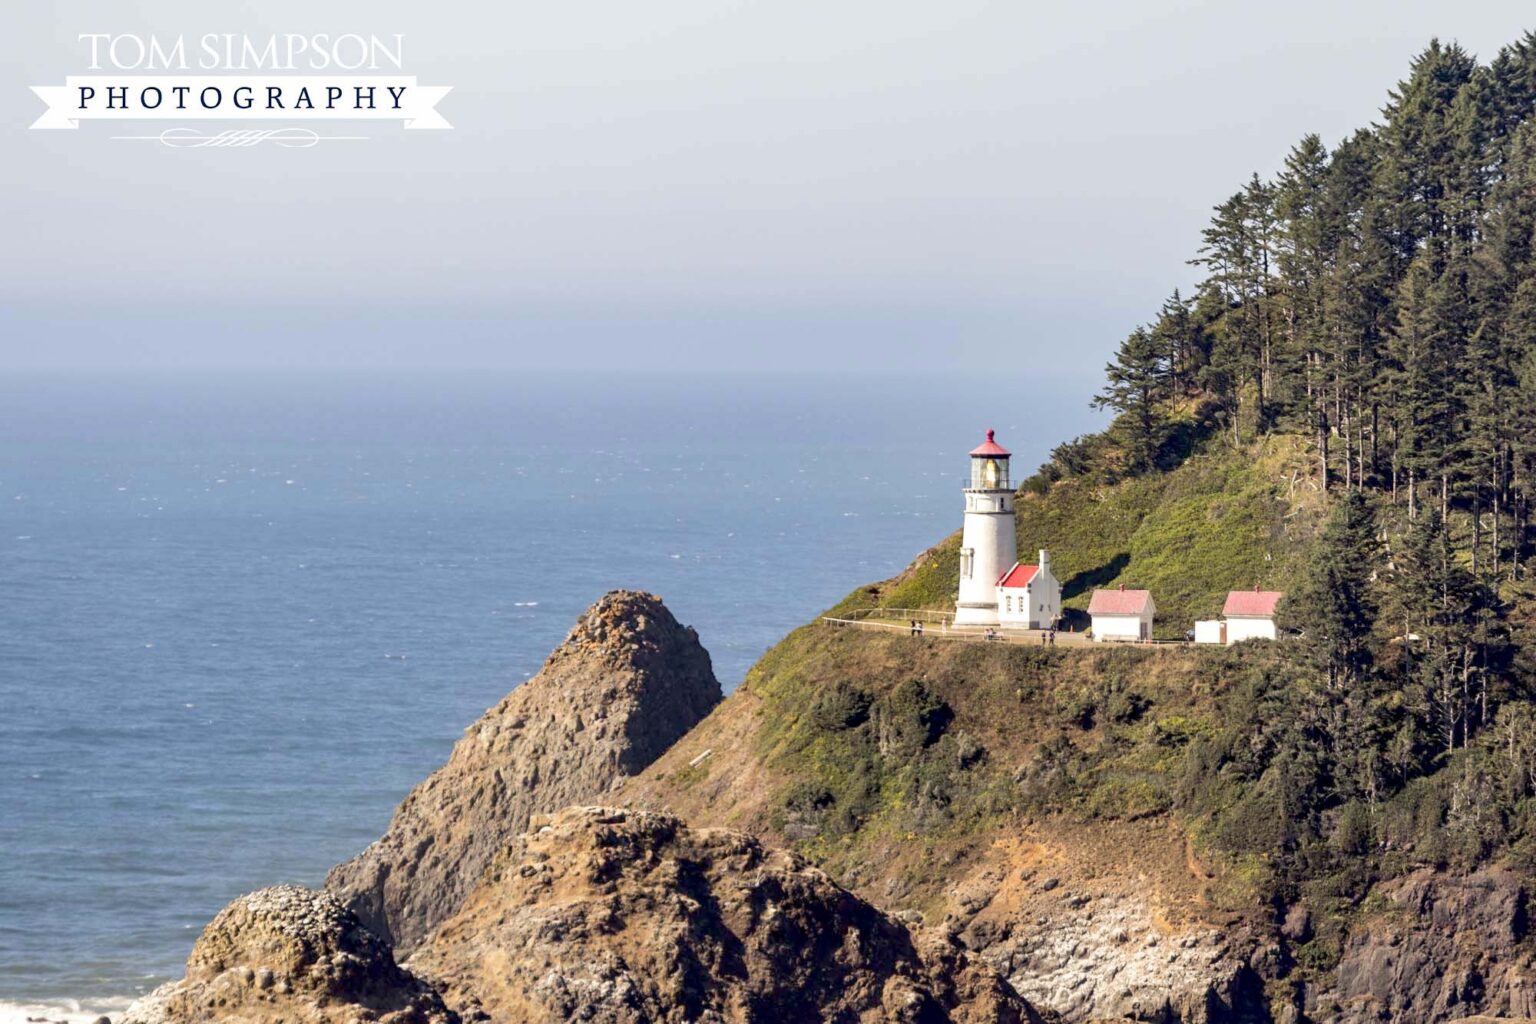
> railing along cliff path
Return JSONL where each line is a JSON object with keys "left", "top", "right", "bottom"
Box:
{"left": 820, "top": 607, "right": 1191, "bottom": 647}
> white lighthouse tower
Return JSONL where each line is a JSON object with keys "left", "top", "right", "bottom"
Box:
{"left": 954, "top": 429, "right": 1017, "bottom": 626}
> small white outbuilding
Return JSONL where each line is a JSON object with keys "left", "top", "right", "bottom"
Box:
{"left": 1087, "top": 585, "right": 1155, "bottom": 642}
{"left": 1193, "top": 619, "right": 1226, "bottom": 645}
{"left": 1221, "top": 588, "right": 1284, "bottom": 643}
{"left": 995, "top": 549, "right": 1062, "bottom": 629}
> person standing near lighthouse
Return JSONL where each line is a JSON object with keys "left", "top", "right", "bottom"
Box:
{"left": 953, "top": 429, "right": 1017, "bottom": 626}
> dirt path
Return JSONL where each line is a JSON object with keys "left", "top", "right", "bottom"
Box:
{"left": 819, "top": 617, "right": 1184, "bottom": 650}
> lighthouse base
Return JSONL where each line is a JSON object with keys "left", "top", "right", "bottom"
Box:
{"left": 953, "top": 601, "right": 1000, "bottom": 627}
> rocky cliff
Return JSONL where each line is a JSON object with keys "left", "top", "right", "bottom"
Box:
{"left": 1320, "top": 868, "right": 1536, "bottom": 1023}
{"left": 406, "top": 806, "right": 1041, "bottom": 1024}
{"left": 618, "top": 627, "right": 1268, "bottom": 1022}
{"left": 116, "top": 583, "right": 1536, "bottom": 1024}
{"left": 120, "top": 885, "right": 456, "bottom": 1024}
{"left": 124, "top": 810, "right": 1041, "bottom": 1024}
{"left": 613, "top": 620, "right": 1536, "bottom": 1024}
{"left": 326, "top": 590, "right": 722, "bottom": 954}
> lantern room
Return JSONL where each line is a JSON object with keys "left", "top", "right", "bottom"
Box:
{"left": 968, "top": 429, "right": 1011, "bottom": 490}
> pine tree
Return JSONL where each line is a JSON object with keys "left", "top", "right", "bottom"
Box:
{"left": 1092, "top": 326, "right": 1169, "bottom": 473}
{"left": 1151, "top": 290, "right": 1206, "bottom": 391}
{"left": 1276, "top": 134, "right": 1335, "bottom": 480}
{"left": 1291, "top": 492, "right": 1378, "bottom": 694}
{"left": 1389, "top": 510, "right": 1512, "bottom": 754}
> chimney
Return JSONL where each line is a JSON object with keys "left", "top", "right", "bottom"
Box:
{"left": 1039, "top": 549, "right": 1049, "bottom": 574}
{"left": 1118, "top": 583, "right": 1125, "bottom": 591}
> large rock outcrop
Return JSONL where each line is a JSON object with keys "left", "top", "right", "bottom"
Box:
{"left": 407, "top": 806, "right": 1041, "bottom": 1024}
{"left": 1320, "top": 867, "right": 1536, "bottom": 1023}
{"left": 121, "top": 885, "right": 456, "bottom": 1024}
{"left": 937, "top": 862, "right": 1261, "bottom": 1023}
{"left": 327, "top": 591, "right": 721, "bottom": 953}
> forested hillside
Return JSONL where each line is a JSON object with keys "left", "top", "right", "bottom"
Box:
{"left": 1081, "top": 35, "right": 1536, "bottom": 559}
{"left": 1016, "top": 33, "right": 1536, "bottom": 972}
{"left": 812, "top": 37, "right": 1536, "bottom": 1007}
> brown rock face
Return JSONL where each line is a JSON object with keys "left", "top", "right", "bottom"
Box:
{"left": 1325, "top": 867, "right": 1536, "bottom": 1023}
{"left": 120, "top": 885, "right": 455, "bottom": 1024}
{"left": 407, "top": 806, "right": 1040, "bottom": 1024}
{"left": 326, "top": 591, "right": 722, "bottom": 953}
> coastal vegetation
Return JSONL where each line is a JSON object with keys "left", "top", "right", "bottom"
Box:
{"left": 757, "top": 41, "right": 1536, "bottom": 1015}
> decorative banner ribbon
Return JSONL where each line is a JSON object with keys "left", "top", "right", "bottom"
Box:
{"left": 30, "top": 75, "right": 452, "bottom": 130}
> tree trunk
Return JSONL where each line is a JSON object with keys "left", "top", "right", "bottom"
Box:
{"left": 1319, "top": 408, "right": 1330, "bottom": 492}
{"left": 1357, "top": 418, "right": 1367, "bottom": 489}
{"left": 1472, "top": 493, "right": 1481, "bottom": 576}
{"left": 1371, "top": 403, "right": 1380, "bottom": 482}
{"left": 1494, "top": 457, "right": 1502, "bottom": 580}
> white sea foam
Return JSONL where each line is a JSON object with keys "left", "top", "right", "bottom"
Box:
{"left": 0, "top": 994, "right": 134, "bottom": 1024}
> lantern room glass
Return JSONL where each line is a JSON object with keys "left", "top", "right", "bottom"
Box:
{"left": 971, "top": 455, "right": 1009, "bottom": 490}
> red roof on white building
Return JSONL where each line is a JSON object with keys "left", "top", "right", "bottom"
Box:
{"left": 969, "top": 429, "right": 1010, "bottom": 457}
{"left": 1088, "top": 587, "right": 1153, "bottom": 616}
{"left": 997, "top": 563, "right": 1039, "bottom": 589}
{"left": 1223, "top": 589, "right": 1284, "bottom": 617}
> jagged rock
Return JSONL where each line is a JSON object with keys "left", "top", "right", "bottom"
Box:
{"left": 406, "top": 806, "right": 1042, "bottom": 1023}
{"left": 327, "top": 591, "right": 721, "bottom": 953}
{"left": 119, "top": 885, "right": 454, "bottom": 1024}
{"left": 945, "top": 871, "right": 1259, "bottom": 1024}
{"left": 1280, "top": 904, "right": 1311, "bottom": 943}
{"left": 1330, "top": 867, "right": 1536, "bottom": 1023}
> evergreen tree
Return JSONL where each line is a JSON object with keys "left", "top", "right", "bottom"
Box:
{"left": 1389, "top": 511, "right": 1512, "bottom": 755}
{"left": 1092, "top": 326, "right": 1169, "bottom": 473}
{"left": 1290, "top": 492, "right": 1378, "bottom": 694}
{"left": 1151, "top": 290, "right": 1206, "bottom": 391}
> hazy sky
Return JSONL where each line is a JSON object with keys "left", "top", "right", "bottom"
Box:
{"left": 4, "top": 1, "right": 1533, "bottom": 377}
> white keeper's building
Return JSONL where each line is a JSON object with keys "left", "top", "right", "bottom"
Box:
{"left": 996, "top": 550, "right": 1062, "bottom": 629}
{"left": 1222, "top": 588, "right": 1283, "bottom": 643}
{"left": 1088, "top": 585, "right": 1156, "bottom": 642}
{"left": 1195, "top": 589, "right": 1284, "bottom": 645}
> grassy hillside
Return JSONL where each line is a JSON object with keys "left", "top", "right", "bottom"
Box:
{"left": 625, "top": 624, "right": 1268, "bottom": 917}
{"left": 615, "top": 410, "right": 1536, "bottom": 1022}
{"left": 829, "top": 433, "right": 1326, "bottom": 638}
{"left": 625, "top": 607, "right": 1536, "bottom": 1007}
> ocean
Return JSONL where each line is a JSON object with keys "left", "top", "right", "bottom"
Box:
{"left": 0, "top": 370, "right": 1102, "bottom": 1021}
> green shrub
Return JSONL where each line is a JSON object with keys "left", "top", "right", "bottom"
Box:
{"left": 1105, "top": 688, "right": 1151, "bottom": 724}
{"left": 1295, "top": 937, "right": 1341, "bottom": 974}
{"left": 1053, "top": 686, "right": 1098, "bottom": 729}
{"left": 1331, "top": 802, "right": 1373, "bottom": 856}
{"left": 812, "top": 681, "right": 873, "bottom": 731}
{"left": 878, "top": 680, "right": 953, "bottom": 759}
{"left": 1086, "top": 776, "right": 1173, "bottom": 820}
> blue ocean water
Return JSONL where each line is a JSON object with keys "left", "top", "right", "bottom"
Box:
{"left": 0, "top": 371, "right": 1101, "bottom": 1020}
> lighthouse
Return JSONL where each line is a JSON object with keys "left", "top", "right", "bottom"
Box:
{"left": 954, "top": 429, "right": 1017, "bottom": 626}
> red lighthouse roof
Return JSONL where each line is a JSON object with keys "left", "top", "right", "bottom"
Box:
{"left": 997, "top": 563, "right": 1039, "bottom": 588}
{"left": 1223, "top": 588, "right": 1284, "bottom": 618}
{"left": 969, "top": 429, "right": 1010, "bottom": 457}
